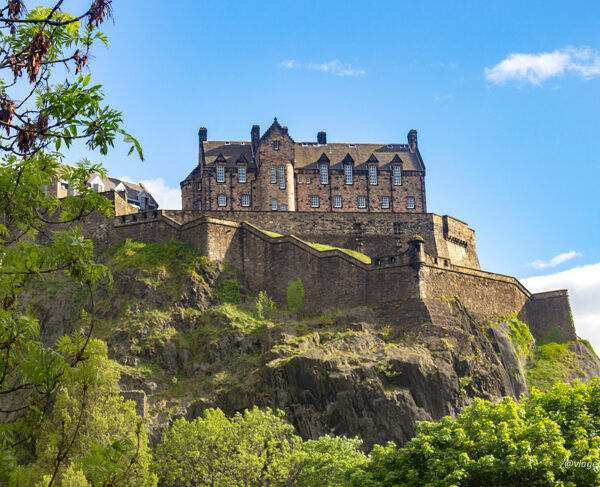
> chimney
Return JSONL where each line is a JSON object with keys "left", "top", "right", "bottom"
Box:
{"left": 408, "top": 129, "right": 417, "bottom": 152}
{"left": 317, "top": 131, "right": 327, "bottom": 145}
{"left": 199, "top": 127, "right": 207, "bottom": 142}
{"left": 282, "top": 126, "right": 288, "bottom": 135}
{"left": 251, "top": 124, "right": 260, "bottom": 154}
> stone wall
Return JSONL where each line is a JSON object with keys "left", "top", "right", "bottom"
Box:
{"left": 81, "top": 210, "right": 577, "bottom": 344}
{"left": 161, "top": 210, "right": 480, "bottom": 269}
{"left": 524, "top": 290, "right": 577, "bottom": 343}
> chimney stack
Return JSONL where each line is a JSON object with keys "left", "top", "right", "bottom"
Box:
{"left": 317, "top": 131, "right": 327, "bottom": 145}
{"left": 282, "top": 126, "right": 289, "bottom": 135}
{"left": 251, "top": 124, "right": 260, "bottom": 154}
{"left": 408, "top": 129, "right": 417, "bottom": 152}
{"left": 199, "top": 127, "right": 207, "bottom": 142}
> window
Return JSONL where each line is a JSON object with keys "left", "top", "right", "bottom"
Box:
{"left": 197, "top": 182, "right": 202, "bottom": 190}
{"left": 270, "top": 166, "right": 276, "bottom": 184}
{"left": 393, "top": 222, "right": 402, "bottom": 235}
{"left": 369, "top": 165, "right": 377, "bottom": 185}
{"left": 241, "top": 194, "right": 250, "bottom": 207}
{"left": 310, "top": 195, "right": 320, "bottom": 208}
{"left": 217, "top": 194, "right": 227, "bottom": 206}
{"left": 280, "top": 204, "right": 287, "bottom": 211}
{"left": 92, "top": 183, "right": 104, "bottom": 192}
{"left": 216, "top": 165, "right": 225, "bottom": 183}
{"left": 273, "top": 140, "right": 280, "bottom": 150}
{"left": 298, "top": 176, "right": 303, "bottom": 184}
{"left": 382, "top": 196, "right": 390, "bottom": 209}
{"left": 333, "top": 195, "right": 342, "bottom": 208}
{"left": 407, "top": 197, "right": 415, "bottom": 209}
{"left": 196, "top": 200, "right": 202, "bottom": 210}
{"left": 344, "top": 165, "right": 353, "bottom": 185}
{"left": 238, "top": 166, "right": 246, "bottom": 183}
{"left": 358, "top": 196, "right": 366, "bottom": 209}
{"left": 393, "top": 166, "right": 402, "bottom": 186}
{"left": 60, "top": 182, "right": 69, "bottom": 190}
{"left": 320, "top": 165, "right": 328, "bottom": 185}
{"left": 306, "top": 176, "right": 311, "bottom": 184}
{"left": 271, "top": 199, "right": 277, "bottom": 211}
{"left": 279, "top": 166, "right": 285, "bottom": 189}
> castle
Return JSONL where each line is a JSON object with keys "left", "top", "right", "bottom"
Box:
{"left": 79, "top": 119, "right": 577, "bottom": 348}
{"left": 181, "top": 119, "right": 425, "bottom": 214}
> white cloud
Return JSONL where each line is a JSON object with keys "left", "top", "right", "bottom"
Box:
{"left": 139, "top": 178, "right": 181, "bottom": 210}
{"left": 522, "top": 262, "right": 600, "bottom": 352}
{"left": 485, "top": 46, "right": 600, "bottom": 85}
{"left": 278, "top": 59, "right": 366, "bottom": 77}
{"left": 529, "top": 250, "right": 581, "bottom": 269}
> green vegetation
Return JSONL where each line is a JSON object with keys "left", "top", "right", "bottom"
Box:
{"left": 256, "top": 290, "right": 277, "bottom": 319}
{"left": 304, "top": 241, "right": 372, "bottom": 264}
{"left": 19, "top": 340, "right": 156, "bottom": 486}
{"left": 287, "top": 278, "right": 305, "bottom": 313}
{"left": 154, "top": 407, "right": 301, "bottom": 487}
{"left": 502, "top": 313, "right": 535, "bottom": 361}
{"left": 0, "top": 2, "right": 149, "bottom": 484}
{"left": 215, "top": 277, "right": 242, "bottom": 304}
{"left": 349, "top": 380, "right": 600, "bottom": 486}
{"left": 537, "top": 322, "right": 572, "bottom": 345}
{"left": 527, "top": 342, "right": 583, "bottom": 391}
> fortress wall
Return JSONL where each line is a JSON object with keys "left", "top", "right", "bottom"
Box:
{"left": 524, "top": 291, "right": 577, "bottom": 343}
{"left": 81, "top": 212, "right": 577, "bottom": 340}
{"left": 161, "top": 210, "right": 479, "bottom": 268}
{"left": 237, "top": 226, "right": 369, "bottom": 311}
{"left": 419, "top": 264, "right": 531, "bottom": 321}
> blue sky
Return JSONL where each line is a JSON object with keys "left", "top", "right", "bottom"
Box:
{"left": 62, "top": 0, "right": 600, "bottom": 347}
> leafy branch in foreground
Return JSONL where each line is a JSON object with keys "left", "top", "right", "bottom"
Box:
{"left": 0, "top": 1, "right": 146, "bottom": 485}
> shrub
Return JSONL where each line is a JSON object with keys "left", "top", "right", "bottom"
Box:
{"left": 215, "top": 277, "right": 241, "bottom": 304}
{"left": 287, "top": 278, "right": 304, "bottom": 313}
{"left": 256, "top": 290, "right": 276, "bottom": 319}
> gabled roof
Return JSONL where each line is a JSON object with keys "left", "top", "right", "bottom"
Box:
{"left": 259, "top": 117, "right": 295, "bottom": 143}
{"left": 294, "top": 143, "right": 424, "bottom": 171}
{"left": 317, "top": 153, "right": 330, "bottom": 164}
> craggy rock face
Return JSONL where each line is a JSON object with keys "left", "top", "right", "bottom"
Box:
{"left": 27, "top": 242, "right": 600, "bottom": 449}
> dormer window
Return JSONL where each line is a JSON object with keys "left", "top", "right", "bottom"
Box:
{"left": 369, "top": 165, "right": 378, "bottom": 186}
{"left": 238, "top": 166, "right": 247, "bottom": 183}
{"left": 216, "top": 165, "right": 225, "bottom": 183}
{"left": 344, "top": 165, "right": 353, "bottom": 185}
{"left": 320, "top": 165, "right": 329, "bottom": 185}
{"left": 393, "top": 166, "right": 402, "bottom": 186}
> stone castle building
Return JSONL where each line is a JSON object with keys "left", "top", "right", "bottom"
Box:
{"left": 181, "top": 118, "right": 426, "bottom": 213}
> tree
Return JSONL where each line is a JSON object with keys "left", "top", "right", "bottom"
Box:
{"left": 153, "top": 407, "right": 302, "bottom": 487}
{"left": 0, "top": 1, "right": 143, "bottom": 484}
{"left": 295, "top": 435, "right": 366, "bottom": 487}
{"left": 20, "top": 340, "right": 156, "bottom": 486}
{"left": 349, "top": 380, "right": 600, "bottom": 487}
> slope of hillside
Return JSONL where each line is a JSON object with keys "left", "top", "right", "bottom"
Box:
{"left": 31, "top": 239, "right": 600, "bottom": 448}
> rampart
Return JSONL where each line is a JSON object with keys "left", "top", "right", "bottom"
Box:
{"left": 77, "top": 209, "right": 576, "bottom": 344}
{"left": 159, "top": 210, "right": 481, "bottom": 269}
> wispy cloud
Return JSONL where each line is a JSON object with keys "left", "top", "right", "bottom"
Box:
{"left": 522, "top": 262, "right": 600, "bottom": 351}
{"left": 485, "top": 46, "right": 600, "bottom": 86}
{"left": 139, "top": 178, "right": 181, "bottom": 210}
{"left": 528, "top": 250, "right": 581, "bottom": 270}
{"left": 278, "top": 59, "right": 366, "bottom": 77}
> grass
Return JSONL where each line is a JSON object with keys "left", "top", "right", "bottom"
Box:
{"left": 303, "top": 241, "right": 372, "bottom": 264}
{"left": 526, "top": 342, "right": 583, "bottom": 391}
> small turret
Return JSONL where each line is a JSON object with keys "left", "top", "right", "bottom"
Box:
{"left": 409, "top": 234, "right": 425, "bottom": 268}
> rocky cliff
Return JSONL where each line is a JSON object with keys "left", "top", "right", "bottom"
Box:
{"left": 31, "top": 239, "right": 600, "bottom": 449}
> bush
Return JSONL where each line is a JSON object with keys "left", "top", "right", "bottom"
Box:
{"left": 287, "top": 278, "right": 304, "bottom": 313}
{"left": 215, "top": 277, "right": 241, "bottom": 304}
{"left": 256, "top": 290, "right": 276, "bottom": 319}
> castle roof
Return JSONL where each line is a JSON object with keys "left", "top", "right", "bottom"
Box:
{"left": 293, "top": 143, "right": 424, "bottom": 172}
{"left": 201, "top": 141, "right": 256, "bottom": 169}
